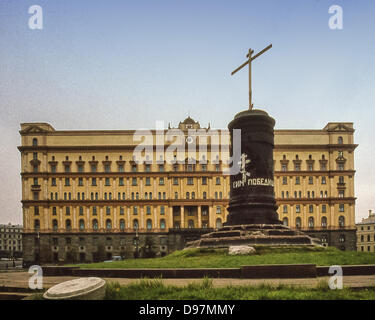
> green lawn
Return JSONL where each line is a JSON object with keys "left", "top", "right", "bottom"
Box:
{"left": 75, "top": 246, "right": 375, "bottom": 269}
{"left": 104, "top": 278, "right": 375, "bottom": 300}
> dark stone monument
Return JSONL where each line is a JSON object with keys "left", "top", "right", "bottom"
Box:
{"left": 186, "top": 45, "right": 320, "bottom": 249}
{"left": 226, "top": 109, "right": 280, "bottom": 226}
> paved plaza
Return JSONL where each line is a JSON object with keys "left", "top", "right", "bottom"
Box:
{"left": 1, "top": 271, "right": 375, "bottom": 290}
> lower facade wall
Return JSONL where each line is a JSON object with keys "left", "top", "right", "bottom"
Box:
{"left": 23, "top": 228, "right": 357, "bottom": 266}
{"left": 22, "top": 229, "right": 212, "bottom": 266}
{"left": 303, "top": 229, "right": 357, "bottom": 251}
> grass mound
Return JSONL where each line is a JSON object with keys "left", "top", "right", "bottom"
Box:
{"left": 75, "top": 246, "right": 375, "bottom": 269}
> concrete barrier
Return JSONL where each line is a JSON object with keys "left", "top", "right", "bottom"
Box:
{"left": 317, "top": 265, "right": 375, "bottom": 277}
{"left": 42, "top": 266, "right": 79, "bottom": 276}
{"left": 71, "top": 268, "right": 241, "bottom": 279}
{"left": 241, "top": 264, "right": 317, "bottom": 278}
{"left": 41, "top": 264, "right": 375, "bottom": 279}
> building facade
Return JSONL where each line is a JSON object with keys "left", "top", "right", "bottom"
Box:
{"left": 19, "top": 118, "right": 358, "bottom": 265}
{"left": 0, "top": 224, "right": 23, "bottom": 259}
{"left": 356, "top": 210, "right": 375, "bottom": 252}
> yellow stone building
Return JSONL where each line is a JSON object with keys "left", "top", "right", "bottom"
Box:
{"left": 356, "top": 210, "right": 375, "bottom": 252}
{"left": 19, "top": 118, "right": 358, "bottom": 264}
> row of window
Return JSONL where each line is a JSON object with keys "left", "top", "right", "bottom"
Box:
{"left": 0, "top": 228, "right": 21, "bottom": 233}
{"left": 33, "top": 205, "right": 224, "bottom": 216}
{"left": 281, "top": 216, "right": 346, "bottom": 228}
{"left": 280, "top": 203, "right": 346, "bottom": 213}
{"left": 359, "top": 246, "right": 375, "bottom": 252}
{"left": 0, "top": 246, "right": 22, "bottom": 251}
{"left": 358, "top": 234, "right": 375, "bottom": 242}
{"left": 280, "top": 190, "right": 345, "bottom": 199}
{"left": 46, "top": 191, "right": 227, "bottom": 201}
{"left": 41, "top": 176, "right": 223, "bottom": 187}
{"left": 280, "top": 163, "right": 345, "bottom": 171}
{"left": 359, "top": 225, "right": 375, "bottom": 231}
{"left": 0, "top": 234, "right": 21, "bottom": 239}
{"left": 33, "top": 217, "right": 224, "bottom": 231}
{"left": 0, "top": 240, "right": 21, "bottom": 245}
{"left": 31, "top": 153, "right": 222, "bottom": 173}
{"left": 279, "top": 149, "right": 345, "bottom": 171}
{"left": 280, "top": 176, "right": 346, "bottom": 185}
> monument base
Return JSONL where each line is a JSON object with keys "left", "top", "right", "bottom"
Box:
{"left": 186, "top": 224, "right": 321, "bottom": 248}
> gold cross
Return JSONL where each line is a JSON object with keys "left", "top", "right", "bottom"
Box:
{"left": 231, "top": 44, "right": 272, "bottom": 110}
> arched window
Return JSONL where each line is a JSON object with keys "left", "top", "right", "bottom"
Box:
{"left": 149, "top": 192, "right": 152, "bottom": 200}
{"left": 215, "top": 192, "right": 218, "bottom": 199}
{"left": 146, "top": 219, "right": 152, "bottom": 230}
{"left": 133, "top": 219, "right": 139, "bottom": 230}
{"left": 92, "top": 219, "right": 98, "bottom": 230}
{"left": 119, "top": 219, "right": 125, "bottom": 231}
{"left": 203, "top": 191, "right": 207, "bottom": 199}
{"left": 338, "top": 136, "right": 343, "bottom": 144}
{"left": 321, "top": 217, "right": 327, "bottom": 228}
{"left": 79, "top": 219, "right": 85, "bottom": 231}
{"left": 34, "top": 219, "right": 40, "bottom": 230}
{"left": 106, "top": 219, "right": 112, "bottom": 230}
{"left": 308, "top": 217, "right": 314, "bottom": 229}
{"left": 295, "top": 217, "right": 301, "bottom": 229}
{"left": 191, "top": 192, "right": 195, "bottom": 199}
{"left": 160, "top": 219, "right": 166, "bottom": 230}
{"left": 104, "top": 192, "right": 107, "bottom": 200}
{"left": 216, "top": 218, "right": 222, "bottom": 229}
{"left": 339, "top": 216, "right": 345, "bottom": 228}
{"left": 188, "top": 219, "right": 194, "bottom": 228}
{"left": 283, "top": 217, "right": 288, "bottom": 226}
{"left": 145, "top": 192, "right": 148, "bottom": 200}
{"left": 66, "top": 219, "right": 71, "bottom": 231}
{"left": 52, "top": 219, "right": 58, "bottom": 231}
{"left": 186, "top": 192, "right": 190, "bottom": 199}
{"left": 32, "top": 138, "right": 38, "bottom": 146}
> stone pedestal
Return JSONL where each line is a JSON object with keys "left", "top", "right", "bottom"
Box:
{"left": 187, "top": 224, "right": 320, "bottom": 248}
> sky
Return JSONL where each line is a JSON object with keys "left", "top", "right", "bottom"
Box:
{"left": 0, "top": 0, "right": 374, "bottom": 224}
